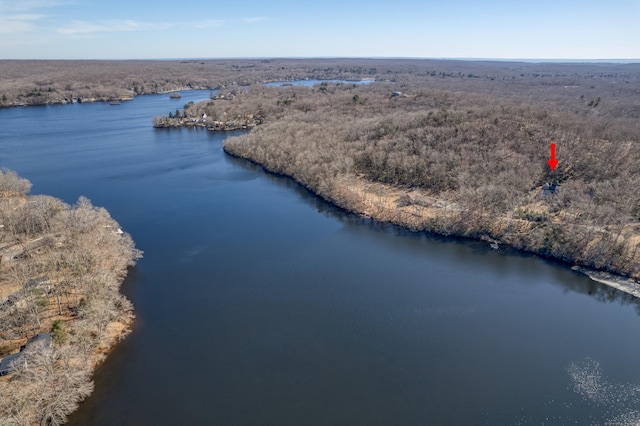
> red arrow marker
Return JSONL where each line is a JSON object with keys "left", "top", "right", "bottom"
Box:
{"left": 548, "top": 143, "right": 558, "bottom": 171}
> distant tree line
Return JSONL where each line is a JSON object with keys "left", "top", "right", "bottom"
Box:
{"left": 1, "top": 59, "right": 639, "bottom": 122}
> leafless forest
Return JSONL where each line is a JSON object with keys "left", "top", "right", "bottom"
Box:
{"left": 0, "top": 170, "right": 141, "bottom": 425}
{"left": 0, "top": 59, "right": 379, "bottom": 106}
{"left": 1, "top": 57, "right": 640, "bottom": 423}
{"left": 19, "top": 57, "right": 632, "bottom": 280}
{"left": 1, "top": 58, "right": 639, "bottom": 111}
{"left": 211, "top": 61, "right": 640, "bottom": 280}
{"left": 2, "top": 57, "right": 639, "bottom": 277}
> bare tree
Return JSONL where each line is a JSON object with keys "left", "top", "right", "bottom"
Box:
{"left": 0, "top": 170, "right": 141, "bottom": 424}
{"left": 0, "top": 169, "right": 31, "bottom": 196}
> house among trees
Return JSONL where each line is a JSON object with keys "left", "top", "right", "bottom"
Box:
{"left": 541, "top": 182, "right": 558, "bottom": 195}
{"left": 0, "top": 333, "right": 52, "bottom": 376}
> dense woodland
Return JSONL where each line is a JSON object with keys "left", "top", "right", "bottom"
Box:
{"left": 135, "top": 58, "right": 640, "bottom": 280}
{"left": 0, "top": 170, "right": 141, "bottom": 425}
{"left": 0, "top": 59, "right": 378, "bottom": 106}
{"left": 216, "top": 65, "right": 640, "bottom": 280}
{"left": 1, "top": 58, "right": 639, "bottom": 112}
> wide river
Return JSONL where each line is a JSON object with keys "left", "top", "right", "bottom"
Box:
{"left": 1, "top": 90, "right": 640, "bottom": 425}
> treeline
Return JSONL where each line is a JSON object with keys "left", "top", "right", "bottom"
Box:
{"left": 1, "top": 59, "right": 638, "bottom": 118}
{"left": 0, "top": 169, "right": 141, "bottom": 425}
{"left": 223, "top": 79, "right": 640, "bottom": 280}
{"left": 0, "top": 59, "right": 381, "bottom": 107}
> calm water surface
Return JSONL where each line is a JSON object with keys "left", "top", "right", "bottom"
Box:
{"left": 1, "top": 91, "right": 640, "bottom": 425}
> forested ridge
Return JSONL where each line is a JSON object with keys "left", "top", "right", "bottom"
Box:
{"left": 0, "top": 170, "right": 141, "bottom": 425}
{"left": 221, "top": 75, "right": 640, "bottom": 280}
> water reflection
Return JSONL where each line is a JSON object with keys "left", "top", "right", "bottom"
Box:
{"left": 225, "top": 150, "right": 640, "bottom": 315}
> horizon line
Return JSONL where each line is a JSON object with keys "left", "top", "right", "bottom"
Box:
{"left": 2, "top": 57, "right": 639, "bottom": 64}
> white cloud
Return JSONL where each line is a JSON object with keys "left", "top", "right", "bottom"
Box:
{"left": 57, "top": 20, "right": 171, "bottom": 35}
{"left": 0, "top": 0, "right": 73, "bottom": 34}
{"left": 0, "top": 6, "right": 272, "bottom": 40}
{"left": 57, "top": 16, "right": 268, "bottom": 35}
{"left": 0, "top": 0, "right": 72, "bottom": 12}
{"left": 0, "top": 13, "right": 47, "bottom": 33}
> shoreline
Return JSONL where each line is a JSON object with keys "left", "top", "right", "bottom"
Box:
{"left": 222, "top": 146, "right": 640, "bottom": 298}
{"left": 1, "top": 78, "right": 378, "bottom": 109}
{"left": 0, "top": 178, "right": 141, "bottom": 424}
{"left": 0, "top": 86, "right": 213, "bottom": 109}
{"left": 571, "top": 266, "right": 640, "bottom": 298}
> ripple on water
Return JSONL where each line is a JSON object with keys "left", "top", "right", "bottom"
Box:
{"left": 567, "top": 358, "right": 640, "bottom": 425}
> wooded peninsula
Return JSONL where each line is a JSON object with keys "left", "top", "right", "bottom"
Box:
{"left": 0, "top": 170, "right": 141, "bottom": 425}
{"left": 219, "top": 73, "right": 640, "bottom": 283}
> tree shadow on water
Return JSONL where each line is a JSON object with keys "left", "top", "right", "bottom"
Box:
{"left": 224, "top": 152, "right": 640, "bottom": 314}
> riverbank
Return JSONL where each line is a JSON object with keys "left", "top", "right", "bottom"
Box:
{"left": 0, "top": 170, "right": 141, "bottom": 425}
{"left": 0, "top": 95, "right": 136, "bottom": 108}
{"left": 219, "top": 76, "right": 640, "bottom": 287}
{"left": 572, "top": 266, "right": 640, "bottom": 298}
{"left": 0, "top": 87, "right": 205, "bottom": 108}
{"left": 155, "top": 78, "right": 636, "bottom": 296}
{"left": 222, "top": 143, "right": 640, "bottom": 295}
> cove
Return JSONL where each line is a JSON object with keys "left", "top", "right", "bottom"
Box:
{"left": 1, "top": 91, "right": 639, "bottom": 425}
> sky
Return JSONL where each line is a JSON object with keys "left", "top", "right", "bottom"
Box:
{"left": 0, "top": 0, "right": 638, "bottom": 60}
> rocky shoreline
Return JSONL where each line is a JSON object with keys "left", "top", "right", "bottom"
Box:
{"left": 571, "top": 266, "right": 640, "bottom": 298}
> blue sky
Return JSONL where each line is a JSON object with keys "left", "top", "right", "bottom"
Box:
{"left": 1, "top": 0, "right": 638, "bottom": 60}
